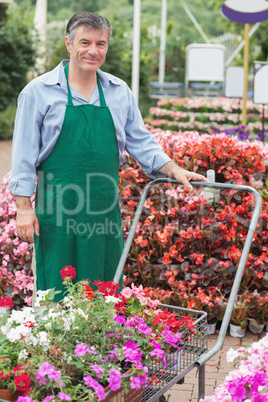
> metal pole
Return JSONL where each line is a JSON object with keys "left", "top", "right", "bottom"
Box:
{"left": 198, "top": 364, "right": 205, "bottom": 401}
{"left": 262, "top": 104, "right": 265, "bottom": 142}
{"left": 180, "top": 0, "right": 210, "bottom": 44}
{"left": 242, "top": 23, "right": 250, "bottom": 126}
{"left": 159, "top": 0, "right": 167, "bottom": 83}
{"left": 34, "top": 0, "right": 47, "bottom": 72}
{"left": 225, "top": 23, "right": 261, "bottom": 67}
{"left": 131, "top": 0, "right": 141, "bottom": 105}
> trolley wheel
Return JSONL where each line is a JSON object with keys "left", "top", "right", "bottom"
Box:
{"left": 158, "top": 396, "right": 167, "bottom": 402}
{"left": 177, "top": 377, "right": 185, "bottom": 384}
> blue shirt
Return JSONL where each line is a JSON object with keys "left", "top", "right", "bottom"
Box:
{"left": 9, "top": 60, "right": 170, "bottom": 197}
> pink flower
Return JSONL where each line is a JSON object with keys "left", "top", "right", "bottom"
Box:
{"left": 120, "top": 287, "right": 132, "bottom": 299}
{"left": 58, "top": 392, "right": 72, "bottom": 401}
{"left": 114, "top": 314, "right": 126, "bottom": 324}
{"left": 83, "top": 375, "right": 106, "bottom": 400}
{"left": 89, "top": 364, "right": 105, "bottom": 379}
{"left": 123, "top": 340, "right": 143, "bottom": 363}
{"left": 108, "top": 368, "right": 122, "bottom": 391}
{"left": 74, "top": 344, "right": 90, "bottom": 356}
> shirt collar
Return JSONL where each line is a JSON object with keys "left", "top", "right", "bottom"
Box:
{"left": 42, "top": 59, "right": 121, "bottom": 89}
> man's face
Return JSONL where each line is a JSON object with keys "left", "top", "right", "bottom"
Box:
{"left": 65, "top": 25, "right": 109, "bottom": 74}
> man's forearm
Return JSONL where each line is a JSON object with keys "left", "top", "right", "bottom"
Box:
{"left": 158, "top": 161, "right": 178, "bottom": 177}
{"left": 15, "top": 196, "right": 33, "bottom": 210}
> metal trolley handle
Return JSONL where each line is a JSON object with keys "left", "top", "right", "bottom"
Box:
{"left": 114, "top": 178, "right": 262, "bottom": 370}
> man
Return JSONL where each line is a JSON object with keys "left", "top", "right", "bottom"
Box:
{"left": 9, "top": 12, "right": 207, "bottom": 301}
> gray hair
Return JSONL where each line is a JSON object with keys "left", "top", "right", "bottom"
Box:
{"left": 66, "top": 12, "right": 112, "bottom": 44}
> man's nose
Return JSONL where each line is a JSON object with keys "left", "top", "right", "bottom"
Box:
{"left": 88, "top": 45, "right": 98, "bottom": 55}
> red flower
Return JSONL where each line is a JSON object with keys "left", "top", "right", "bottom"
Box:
{"left": 93, "top": 280, "right": 120, "bottom": 297}
{"left": 14, "top": 372, "right": 31, "bottom": 392}
{"left": 82, "top": 284, "right": 98, "bottom": 300}
{"left": 0, "top": 296, "right": 13, "bottom": 308}
{"left": 60, "top": 265, "right": 76, "bottom": 280}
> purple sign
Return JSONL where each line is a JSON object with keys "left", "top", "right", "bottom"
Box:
{"left": 222, "top": 0, "right": 268, "bottom": 23}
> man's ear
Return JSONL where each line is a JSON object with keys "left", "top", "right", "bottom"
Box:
{"left": 65, "top": 36, "right": 71, "bottom": 54}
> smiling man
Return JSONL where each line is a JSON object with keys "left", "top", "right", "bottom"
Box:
{"left": 9, "top": 12, "right": 207, "bottom": 302}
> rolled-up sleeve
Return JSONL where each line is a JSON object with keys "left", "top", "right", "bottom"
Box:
{"left": 8, "top": 91, "right": 42, "bottom": 197}
{"left": 124, "top": 90, "right": 171, "bottom": 178}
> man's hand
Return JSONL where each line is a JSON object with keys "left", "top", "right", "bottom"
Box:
{"left": 158, "top": 161, "right": 208, "bottom": 196}
{"left": 15, "top": 196, "right": 39, "bottom": 243}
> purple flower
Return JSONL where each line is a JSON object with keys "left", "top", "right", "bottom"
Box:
{"left": 149, "top": 342, "right": 166, "bottom": 367}
{"left": 133, "top": 363, "right": 148, "bottom": 385}
{"left": 90, "top": 364, "right": 105, "bottom": 379}
{"left": 130, "top": 375, "right": 143, "bottom": 390}
{"left": 42, "top": 397, "right": 54, "bottom": 402}
{"left": 114, "top": 314, "right": 126, "bottom": 324}
{"left": 74, "top": 343, "right": 90, "bottom": 356}
{"left": 83, "top": 375, "right": 106, "bottom": 400}
{"left": 107, "top": 345, "right": 120, "bottom": 361}
{"left": 108, "top": 368, "right": 122, "bottom": 391}
{"left": 123, "top": 340, "right": 143, "bottom": 363}
{"left": 162, "top": 327, "right": 182, "bottom": 348}
{"left": 58, "top": 392, "right": 72, "bottom": 401}
{"left": 227, "top": 378, "right": 248, "bottom": 402}
{"left": 137, "top": 322, "right": 152, "bottom": 336}
{"left": 17, "top": 398, "right": 36, "bottom": 402}
{"left": 36, "top": 361, "right": 62, "bottom": 383}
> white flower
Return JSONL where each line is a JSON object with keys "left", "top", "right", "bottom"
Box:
{"left": 37, "top": 331, "right": 50, "bottom": 347}
{"left": 6, "top": 327, "right": 22, "bottom": 342}
{"left": 226, "top": 348, "right": 240, "bottom": 363}
{"left": 76, "top": 308, "right": 88, "bottom": 319}
{"left": 105, "top": 295, "right": 119, "bottom": 303}
{"left": 18, "top": 348, "right": 28, "bottom": 361}
{"left": 34, "top": 289, "right": 51, "bottom": 307}
{"left": 44, "top": 322, "right": 52, "bottom": 331}
{"left": 8, "top": 307, "right": 35, "bottom": 325}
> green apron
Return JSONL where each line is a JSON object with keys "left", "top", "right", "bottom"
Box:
{"left": 34, "top": 63, "right": 124, "bottom": 301}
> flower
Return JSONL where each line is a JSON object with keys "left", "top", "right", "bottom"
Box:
{"left": 0, "top": 267, "right": 187, "bottom": 401}
{"left": 200, "top": 333, "right": 268, "bottom": 402}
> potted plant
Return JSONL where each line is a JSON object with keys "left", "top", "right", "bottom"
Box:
{"left": 229, "top": 291, "right": 249, "bottom": 338}
{"left": 246, "top": 290, "right": 268, "bottom": 334}
{"left": 0, "top": 266, "right": 195, "bottom": 402}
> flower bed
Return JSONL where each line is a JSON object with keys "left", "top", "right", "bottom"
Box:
{"left": 200, "top": 333, "right": 268, "bottom": 401}
{"left": 145, "top": 97, "right": 268, "bottom": 141}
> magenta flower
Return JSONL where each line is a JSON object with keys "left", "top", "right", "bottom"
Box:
{"left": 228, "top": 379, "right": 248, "bottom": 402}
{"left": 58, "top": 392, "right": 72, "bottom": 401}
{"left": 162, "top": 327, "right": 182, "bottom": 348}
{"left": 123, "top": 340, "right": 143, "bottom": 363}
{"left": 16, "top": 398, "right": 36, "bottom": 402}
{"left": 36, "top": 361, "right": 62, "bottom": 383}
{"left": 107, "top": 345, "right": 120, "bottom": 361}
{"left": 42, "top": 397, "right": 54, "bottom": 402}
{"left": 108, "top": 368, "right": 122, "bottom": 391}
{"left": 130, "top": 375, "right": 143, "bottom": 390}
{"left": 74, "top": 343, "right": 90, "bottom": 356}
{"left": 114, "top": 314, "right": 126, "bottom": 324}
{"left": 90, "top": 364, "right": 105, "bottom": 379}
{"left": 83, "top": 375, "right": 106, "bottom": 400}
{"left": 149, "top": 343, "right": 166, "bottom": 367}
{"left": 137, "top": 322, "right": 152, "bottom": 336}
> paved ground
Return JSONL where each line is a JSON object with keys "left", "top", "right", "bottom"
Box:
{"left": 0, "top": 140, "right": 267, "bottom": 401}
{"left": 0, "top": 139, "right": 12, "bottom": 182}
{"left": 165, "top": 329, "right": 266, "bottom": 402}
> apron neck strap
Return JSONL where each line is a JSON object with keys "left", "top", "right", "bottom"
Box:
{"left": 64, "top": 62, "right": 106, "bottom": 107}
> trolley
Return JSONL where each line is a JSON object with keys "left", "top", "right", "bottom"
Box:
{"left": 110, "top": 179, "right": 262, "bottom": 402}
